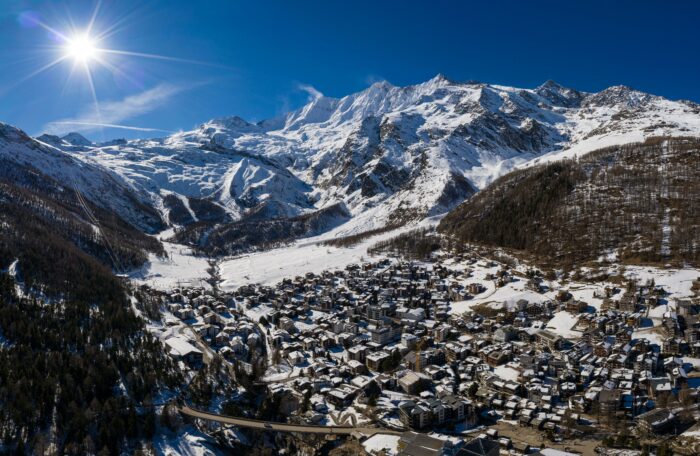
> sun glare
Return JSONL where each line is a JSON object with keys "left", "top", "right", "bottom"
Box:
{"left": 65, "top": 34, "right": 100, "bottom": 63}
{"left": 13, "top": 2, "right": 221, "bottom": 130}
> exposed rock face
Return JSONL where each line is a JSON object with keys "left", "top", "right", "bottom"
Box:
{"left": 170, "top": 202, "right": 351, "bottom": 256}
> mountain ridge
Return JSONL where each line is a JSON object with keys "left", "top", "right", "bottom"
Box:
{"left": 3, "top": 76, "right": 700, "bottom": 255}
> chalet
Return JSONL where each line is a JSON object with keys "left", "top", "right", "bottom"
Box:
{"left": 537, "top": 330, "right": 564, "bottom": 351}
{"left": 399, "top": 371, "right": 430, "bottom": 395}
{"left": 635, "top": 408, "right": 677, "bottom": 435}
{"left": 457, "top": 437, "right": 500, "bottom": 456}
{"left": 398, "top": 432, "right": 454, "bottom": 456}
{"left": 366, "top": 351, "right": 391, "bottom": 372}
{"left": 164, "top": 336, "right": 203, "bottom": 366}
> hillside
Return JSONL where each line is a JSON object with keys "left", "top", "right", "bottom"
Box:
{"left": 171, "top": 202, "right": 351, "bottom": 256}
{"left": 0, "top": 125, "right": 166, "bottom": 294}
{"left": 1, "top": 123, "right": 163, "bottom": 233}
{"left": 438, "top": 137, "right": 700, "bottom": 267}
{"left": 0, "top": 127, "right": 183, "bottom": 454}
{"left": 0, "top": 180, "right": 179, "bottom": 454}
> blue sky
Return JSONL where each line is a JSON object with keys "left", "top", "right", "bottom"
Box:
{"left": 1, "top": 0, "right": 698, "bottom": 140}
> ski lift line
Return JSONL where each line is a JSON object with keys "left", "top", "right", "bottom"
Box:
{"left": 73, "top": 187, "right": 98, "bottom": 233}
{"left": 74, "top": 187, "right": 101, "bottom": 234}
{"left": 75, "top": 187, "right": 102, "bottom": 231}
{"left": 75, "top": 187, "right": 121, "bottom": 270}
{"left": 71, "top": 183, "right": 126, "bottom": 274}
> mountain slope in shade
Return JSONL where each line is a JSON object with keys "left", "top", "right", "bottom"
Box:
{"left": 1, "top": 123, "right": 163, "bottom": 233}
{"left": 438, "top": 137, "right": 700, "bottom": 266}
{"left": 0, "top": 123, "right": 165, "bottom": 290}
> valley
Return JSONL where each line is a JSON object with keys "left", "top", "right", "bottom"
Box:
{"left": 2, "top": 76, "right": 700, "bottom": 455}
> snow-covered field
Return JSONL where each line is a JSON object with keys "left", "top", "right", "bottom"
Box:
{"left": 152, "top": 427, "right": 221, "bottom": 456}
{"left": 219, "top": 218, "right": 438, "bottom": 290}
{"left": 623, "top": 266, "right": 697, "bottom": 299}
{"left": 545, "top": 311, "right": 580, "bottom": 339}
{"left": 219, "top": 235, "right": 384, "bottom": 290}
{"left": 130, "top": 239, "right": 211, "bottom": 291}
{"left": 362, "top": 434, "right": 401, "bottom": 455}
{"left": 130, "top": 217, "right": 440, "bottom": 292}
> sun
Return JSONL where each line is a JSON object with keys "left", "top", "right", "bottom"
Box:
{"left": 64, "top": 34, "right": 100, "bottom": 63}
{"left": 13, "top": 3, "right": 221, "bottom": 131}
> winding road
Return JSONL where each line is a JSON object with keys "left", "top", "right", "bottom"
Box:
{"left": 180, "top": 405, "right": 403, "bottom": 438}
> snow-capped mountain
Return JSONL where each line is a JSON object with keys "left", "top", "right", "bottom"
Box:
{"left": 74, "top": 76, "right": 700, "bottom": 233}
{"left": 76, "top": 136, "right": 316, "bottom": 226}
{"left": 0, "top": 122, "right": 162, "bottom": 232}
{"left": 36, "top": 131, "right": 94, "bottom": 150}
{"left": 7, "top": 75, "right": 700, "bottom": 249}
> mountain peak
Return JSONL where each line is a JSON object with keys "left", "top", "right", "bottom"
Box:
{"left": 584, "top": 84, "right": 654, "bottom": 108}
{"left": 538, "top": 79, "right": 565, "bottom": 90}
{"left": 430, "top": 73, "right": 450, "bottom": 83}
{"left": 421, "top": 73, "right": 453, "bottom": 88}
{"left": 208, "top": 115, "right": 254, "bottom": 130}
{"left": 283, "top": 95, "right": 339, "bottom": 130}
{"left": 35, "top": 133, "right": 62, "bottom": 146}
{"left": 61, "top": 132, "right": 93, "bottom": 146}
{"left": 368, "top": 79, "right": 394, "bottom": 90}
{"left": 535, "top": 80, "right": 584, "bottom": 107}
{"left": 0, "top": 122, "right": 32, "bottom": 143}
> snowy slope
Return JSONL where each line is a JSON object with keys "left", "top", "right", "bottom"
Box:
{"left": 33, "top": 76, "right": 700, "bottom": 237}
{"left": 0, "top": 122, "right": 162, "bottom": 232}
{"left": 77, "top": 136, "right": 314, "bottom": 223}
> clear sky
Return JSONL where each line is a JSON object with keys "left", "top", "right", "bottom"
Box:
{"left": 1, "top": 0, "right": 698, "bottom": 141}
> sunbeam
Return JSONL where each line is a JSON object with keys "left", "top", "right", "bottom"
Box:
{"left": 83, "top": 63, "right": 103, "bottom": 139}
{"left": 99, "top": 48, "right": 232, "bottom": 69}
{"left": 32, "top": 19, "right": 70, "bottom": 43}
{"left": 10, "top": 55, "right": 69, "bottom": 89}
{"left": 86, "top": 0, "right": 102, "bottom": 36}
{"left": 96, "top": 58, "right": 143, "bottom": 89}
